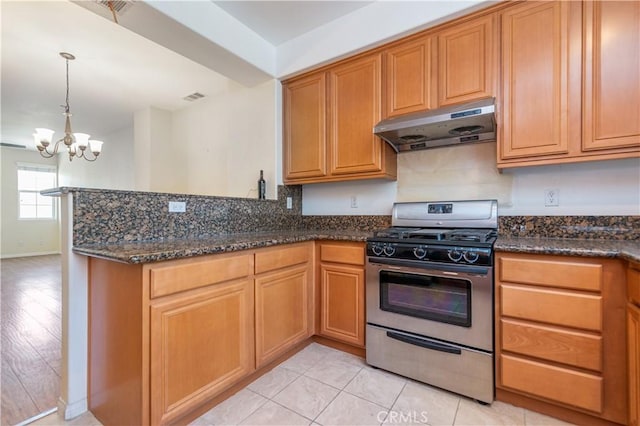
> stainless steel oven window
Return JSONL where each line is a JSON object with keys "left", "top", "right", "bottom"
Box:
{"left": 379, "top": 271, "right": 472, "bottom": 327}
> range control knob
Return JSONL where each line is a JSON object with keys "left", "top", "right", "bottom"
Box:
{"left": 413, "top": 246, "right": 427, "bottom": 259}
{"left": 371, "top": 243, "right": 384, "bottom": 256}
{"left": 463, "top": 250, "right": 480, "bottom": 264}
{"left": 383, "top": 244, "right": 396, "bottom": 257}
{"left": 448, "top": 248, "right": 463, "bottom": 262}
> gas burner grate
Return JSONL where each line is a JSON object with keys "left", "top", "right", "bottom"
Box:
{"left": 446, "top": 229, "right": 497, "bottom": 243}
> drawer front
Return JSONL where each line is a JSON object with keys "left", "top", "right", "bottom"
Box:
{"left": 320, "top": 243, "right": 365, "bottom": 266}
{"left": 255, "top": 243, "right": 311, "bottom": 274}
{"left": 629, "top": 265, "right": 640, "bottom": 306}
{"left": 501, "top": 284, "right": 602, "bottom": 331}
{"left": 499, "top": 256, "right": 603, "bottom": 291}
{"left": 501, "top": 354, "right": 603, "bottom": 413}
{"left": 501, "top": 319, "right": 602, "bottom": 371}
{"left": 150, "top": 254, "right": 252, "bottom": 298}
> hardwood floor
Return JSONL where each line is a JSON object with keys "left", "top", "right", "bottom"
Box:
{"left": 1, "top": 255, "right": 61, "bottom": 426}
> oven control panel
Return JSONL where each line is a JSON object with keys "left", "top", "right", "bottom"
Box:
{"left": 367, "top": 242, "right": 492, "bottom": 266}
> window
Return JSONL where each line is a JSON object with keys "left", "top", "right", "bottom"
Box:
{"left": 17, "top": 164, "right": 57, "bottom": 219}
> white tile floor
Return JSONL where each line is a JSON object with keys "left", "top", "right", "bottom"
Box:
{"left": 29, "top": 343, "right": 573, "bottom": 426}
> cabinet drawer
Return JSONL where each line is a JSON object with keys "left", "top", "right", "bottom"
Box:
{"left": 629, "top": 265, "right": 640, "bottom": 306}
{"left": 320, "top": 243, "right": 365, "bottom": 266}
{"left": 499, "top": 256, "right": 603, "bottom": 291}
{"left": 150, "top": 255, "right": 252, "bottom": 298}
{"left": 501, "top": 319, "right": 602, "bottom": 371}
{"left": 501, "top": 354, "right": 603, "bottom": 413}
{"left": 255, "top": 244, "right": 311, "bottom": 275}
{"left": 501, "top": 284, "right": 602, "bottom": 331}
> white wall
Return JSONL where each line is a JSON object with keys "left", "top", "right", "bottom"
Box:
{"left": 301, "top": 143, "right": 640, "bottom": 216}
{"left": 501, "top": 158, "right": 640, "bottom": 216}
{"left": 0, "top": 147, "right": 60, "bottom": 257}
{"left": 58, "top": 124, "right": 135, "bottom": 190}
{"left": 171, "top": 79, "right": 278, "bottom": 199}
{"left": 54, "top": 79, "right": 278, "bottom": 199}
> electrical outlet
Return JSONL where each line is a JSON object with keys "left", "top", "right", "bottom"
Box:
{"left": 350, "top": 195, "right": 358, "bottom": 208}
{"left": 168, "top": 201, "right": 186, "bottom": 212}
{"left": 544, "top": 189, "right": 559, "bottom": 207}
{"left": 286, "top": 197, "right": 293, "bottom": 209}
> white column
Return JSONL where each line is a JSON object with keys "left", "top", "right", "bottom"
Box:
{"left": 58, "top": 192, "right": 89, "bottom": 419}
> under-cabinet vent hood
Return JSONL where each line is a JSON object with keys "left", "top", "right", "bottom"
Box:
{"left": 374, "top": 98, "right": 496, "bottom": 152}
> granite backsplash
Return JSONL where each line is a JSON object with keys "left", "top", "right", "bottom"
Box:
{"left": 69, "top": 186, "right": 304, "bottom": 246}
{"left": 498, "top": 216, "right": 639, "bottom": 240}
{"left": 52, "top": 186, "right": 638, "bottom": 246}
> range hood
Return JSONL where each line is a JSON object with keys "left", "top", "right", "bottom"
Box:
{"left": 374, "top": 98, "right": 496, "bottom": 152}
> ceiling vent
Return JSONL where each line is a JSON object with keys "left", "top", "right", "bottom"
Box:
{"left": 183, "top": 92, "right": 205, "bottom": 102}
{"left": 96, "top": 0, "right": 134, "bottom": 15}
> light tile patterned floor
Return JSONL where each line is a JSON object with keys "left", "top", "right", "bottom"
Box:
{"left": 29, "top": 343, "right": 573, "bottom": 426}
{"left": 188, "top": 343, "right": 573, "bottom": 426}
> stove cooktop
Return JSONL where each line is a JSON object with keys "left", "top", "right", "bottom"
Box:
{"left": 372, "top": 227, "right": 497, "bottom": 244}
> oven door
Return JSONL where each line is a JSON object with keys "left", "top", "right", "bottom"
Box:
{"left": 366, "top": 257, "right": 493, "bottom": 352}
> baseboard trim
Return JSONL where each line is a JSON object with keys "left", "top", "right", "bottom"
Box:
{"left": 16, "top": 407, "right": 57, "bottom": 426}
{"left": 58, "top": 397, "right": 87, "bottom": 421}
{"left": 0, "top": 251, "right": 61, "bottom": 259}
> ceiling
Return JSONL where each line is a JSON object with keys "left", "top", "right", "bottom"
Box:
{"left": 0, "top": 0, "right": 377, "bottom": 150}
{"left": 0, "top": 0, "right": 482, "bottom": 151}
{"left": 212, "top": 1, "right": 374, "bottom": 46}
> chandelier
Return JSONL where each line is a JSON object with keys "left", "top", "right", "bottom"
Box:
{"left": 34, "top": 52, "right": 103, "bottom": 162}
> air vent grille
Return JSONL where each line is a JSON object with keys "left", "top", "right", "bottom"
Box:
{"left": 96, "top": 0, "right": 133, "bottom": 14}
{"left": 183, "top": 92, "right": 205, "bottom": 102}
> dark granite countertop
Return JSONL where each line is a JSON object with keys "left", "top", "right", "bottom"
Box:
{"left": 74, "top": 229, "right": 640, "bottom": 265}
{"left": 495, "top": 236, "right": 640, "bottom": 263}
{"left": 73, "top": 229, "right": 372, "bottom": 264}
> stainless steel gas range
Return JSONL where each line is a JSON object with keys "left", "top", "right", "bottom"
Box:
{"left": 366, "top": 199, "right": 498, "bottom": 404}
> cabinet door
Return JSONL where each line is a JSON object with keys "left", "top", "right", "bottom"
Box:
{"left": 283, "top": 72, "right": 327, "bottom": 182}
{"left": 328, "top": 54, "right": 383, "bottom": 175}
{"left": 320, "top": 263, "right": 365, "bottom": 347}
{"left": 583, "top": 1, "right": 640, "bottom": 152}
{"left": 630, "top": 303, "right": 640, "bottom": 426}
{"left": 438, "top": 14, "right": 495, "bottom": 106}
{"left": 384, "top": 36, "right": 435, "bottom": 117}
{"left": 255, "top": 264, "right": 311, "bottom": 367}
{"left": 150, "top": 279, "right": 254, "bottom": 425}
{"left": 499, "top": 2, "right": 574, "bottom": 160}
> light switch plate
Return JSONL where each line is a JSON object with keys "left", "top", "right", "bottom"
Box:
{"left": 168, "top": 201, "right": 186, "bottom": 212}
{"left": 286, "top": 197, "right": 293, "bottom": 209}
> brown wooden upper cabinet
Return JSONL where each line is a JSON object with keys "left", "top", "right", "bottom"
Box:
{"left": 498, "top": 0, "right": 639, "bottom": 168}
{"left": 283, "top": 72, "right": 327, "bottom": 181}
{"left": 383, "top": 13, "right": 496, "bottom": 117}
{"left": 384, "top": 35, "right": 436, "bottom": 117}
{"left": 283, "top": 53, "right": 396, "bottom": 184}
{"left": 437, "top": 14, "right": 496, "bottom": 107}
{"left": 582, "top": 0, "right": 640, "bottom": 152}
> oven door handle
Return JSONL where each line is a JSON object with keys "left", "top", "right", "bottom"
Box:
{"left": 386, "top": 331, "right": 462, "bottom": 355}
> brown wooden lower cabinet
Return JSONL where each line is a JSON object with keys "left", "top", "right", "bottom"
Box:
{"left": 87, "top": 242, "right": 313, "bottom": 426}
{"left": 317, "top": 241, "right": 366, "bottom": 347}
{"left": 629, "top": 263, "right": 640, "bottom": 426}
{"left": 150, "top": 279, "right": 255, "bottom": 425}
{"left": 254, "top": 258, "right": 313, "bottom": 367}
{"left": 495, "top": 252, "right": 628, "bottom": 425}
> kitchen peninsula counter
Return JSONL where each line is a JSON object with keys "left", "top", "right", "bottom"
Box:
{"left": 73, "top": 229, "right": 372, "bottom": 264}
{"left": 495, "top": 236, "right": 640, "bottom": 263}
